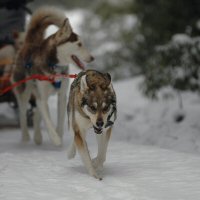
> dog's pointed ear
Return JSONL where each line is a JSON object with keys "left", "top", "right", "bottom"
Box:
{"left": 61, "top": 18, "right": 72, "bottom": 36}
{"left": 54, "top": 18, "right": 72, "bottom": 44}
{"left": 80, "top": 75, "right": 88, "bottom": 93}
{"left": 104, "top": 73, "right": 111, "bottom": 87}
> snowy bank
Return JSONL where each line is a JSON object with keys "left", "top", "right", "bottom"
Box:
{"left": 114, "top": 77, "right": 200, "bottom": 155}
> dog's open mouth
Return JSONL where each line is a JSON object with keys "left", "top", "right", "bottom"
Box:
{"left": 93, "top": 126, "right": 103, "bottom": 134}
{"left": 71, "top": 55, "right": 85, "bottom": 70}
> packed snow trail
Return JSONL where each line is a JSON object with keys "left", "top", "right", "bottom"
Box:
{"left": 0, "top": 129, "right": 200, "bottom": 200}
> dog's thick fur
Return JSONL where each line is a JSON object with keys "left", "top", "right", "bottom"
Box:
{"left": 67, "top": 70, "right": 117, "bottom": 180}
{"left": 12, "top": 7, "right": 94, "bottom": 146}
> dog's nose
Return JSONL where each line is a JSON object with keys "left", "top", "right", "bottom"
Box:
{"left": 96, "top": 120, "right": 104, "bottom": 128}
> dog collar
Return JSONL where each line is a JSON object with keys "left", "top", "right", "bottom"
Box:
{"left": 105, "top": 100, "right": 117, "bottom": 128}
{"left": 105, "top": 107, "right": 116, "bottom": 128}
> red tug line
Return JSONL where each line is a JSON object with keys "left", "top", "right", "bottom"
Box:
{"left": 0, "top": 74, "right": 77, "bottom": 96}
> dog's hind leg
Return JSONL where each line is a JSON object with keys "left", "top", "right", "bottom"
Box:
{"left": 57, "top": 78, "right": 69, "bottom": 139}
{"left": 74, "top": 127, "right": 102, "bottom": 180}
{"left": 33, "top": 106, "right": 42, "bottom": 145}
{"left": 92, "top": 127, "right": 112, "bottom": 171}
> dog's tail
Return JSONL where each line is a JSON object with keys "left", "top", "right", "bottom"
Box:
{"left": 25, "top": 6, "right": 66, "bottom": 44}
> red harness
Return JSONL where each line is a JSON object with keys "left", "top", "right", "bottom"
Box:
{"left": 0, "top": 73, "right": 77, "bottom": 96}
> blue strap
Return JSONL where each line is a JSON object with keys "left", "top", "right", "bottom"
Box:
{"left": 25, "top": 60, "right": 32, "bottom": 69}
{"left": 52, "top": 80, "right": 62, "bottom": 89}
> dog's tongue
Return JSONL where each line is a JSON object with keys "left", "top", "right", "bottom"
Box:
{"left": 71, "top": 55, "right": 85, "bottom": 70}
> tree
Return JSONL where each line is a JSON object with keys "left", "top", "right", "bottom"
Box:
{"left": 133, "top": 0, "right": 200, "bottom": 97}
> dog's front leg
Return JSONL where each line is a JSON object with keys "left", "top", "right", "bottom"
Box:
{"left": 33, "top": 106, "right": 42, "bottom": 145}
{"left": 93, "top": 127, "right": 112, "bottom": 171}
{"left": 57, "top": 78, "right": 69, "bottom": 139}
{"left": 36, "top": 81, "right": 61, "bottom": 146}
{"left": 74, "top": 127, "right": 102, "bottom": 180}
{"left": 15, "top": 90, "right": 31, "bottom": 142}
{"left": 37, "top": 98, "right": 61, "bottom": 146}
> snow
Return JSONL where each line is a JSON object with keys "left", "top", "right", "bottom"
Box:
{"left": 93, "top": 42, "right": 121, "bottom": 56}
{"left": 121, "top": 14, "right": 137, "bottom": 32}
{"left": 114, "top": 77, "right": 200, "bottom": 155}
{"left": 172, "top": 34, "right": 192, "bottom": 45}
{"left": 1, "top": 77, "right": 200, "bottom": 199}
{"left": 1, "top": 129, "right": 200, "bottom": 200}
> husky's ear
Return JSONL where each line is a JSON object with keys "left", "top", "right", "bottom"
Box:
{"left": 80, "top": 75, "right": 88, "bottom": 93}
{"left": 62, "top": 18, "right": 72, "bottom": 34}
{"left": 54, "top": 18, "right": 72, "bottom": 44}
{"left": 104, "top": 73, "right": 111, "bottom": 87}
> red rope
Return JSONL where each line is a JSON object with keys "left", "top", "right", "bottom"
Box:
{"left": 0, "top": 73, "right": 77, "bottom": 96}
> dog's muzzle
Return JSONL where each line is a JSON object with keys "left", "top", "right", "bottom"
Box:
{"left": 93, "top": 126, "right": 103, "bottom": 134}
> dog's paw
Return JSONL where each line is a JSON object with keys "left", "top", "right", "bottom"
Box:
{"left": 56, "top": 127, "right": 64, "bottom": 139}
{"left": 34, "top": 133, "right": 42, "bottom": 145}
{"left": 90, "top": 170, "right": 103, "bottom": 181}
{"left": 52, "top": 135, "right": 62, "bottom": 146}
{"left": 93, "top": 172, "right": 103, "bottom": 181}
{"left": 22, "top": 132, "right": 30, "bottom": 142}
{"left": 67, "top": 143, "right": 76, "bottom": 159}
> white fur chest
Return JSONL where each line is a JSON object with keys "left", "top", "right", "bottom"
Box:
{"left": 75, "top": 111, "right": 92, "bottom": 131}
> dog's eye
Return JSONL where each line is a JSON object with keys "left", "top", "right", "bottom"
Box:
{"left": 81, "top": 97, "right": 87, "bottom": 107}
{"left": 103, "top": 105, "right": 110, "bottom": 112}
{"left": 77, "top": 42, "right": 82, "bottom": 47}
{"left": 90, "top": 106, "right": 97, "bottom": 112}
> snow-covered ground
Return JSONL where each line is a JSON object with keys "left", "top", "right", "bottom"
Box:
{"left": 114, "top": 77, "right": 200, "bottom": 155}
{"left": 1, "top": 129, "right": 200, "bottom": 200}
{"left": 1, "top": 77, "right": 200, "bottom": 199}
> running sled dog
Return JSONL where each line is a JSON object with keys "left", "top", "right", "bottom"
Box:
{"left": 12, "top": 7, "right": 94, "bottom": 146}
{"left": 67, "top": 70, "right": 117, "bottom": 180}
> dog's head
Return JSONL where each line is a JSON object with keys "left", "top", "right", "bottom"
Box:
{"left": 55, "top": 19, "right": 94, "bottom": 70}
{"left": 80, "top": 70, "right": 116, "bottom": 134}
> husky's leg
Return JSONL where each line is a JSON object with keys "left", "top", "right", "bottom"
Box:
{"left": 57, "top": 78, "right": 68, "bottom": 139}
{"left": 36, "top": 81, "right": 61, "bottom": 146}
{"left": 33, "top": 106, "right": 42, "bottom": 145}
{"left": 16, "top": 91, "right": 31, "bottom": 142}
{"left": 67, "top": 113, "right": 76, "bottom": 159}
{"left": 92, "top": 127, "right": 112, "bottom": 170}
{"left": 74, "top": 127, "right": 102, "bottom": 180}
{"left": 67, "top": 140, "right": 76, "bottom": 159}
{"left": 37, "top": 99, "right": 61, "bottom": 146}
